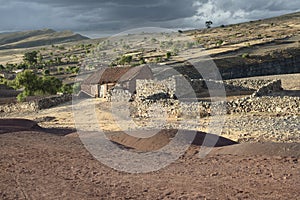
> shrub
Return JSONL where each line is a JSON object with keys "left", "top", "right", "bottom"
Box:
{"left": 216, "top": 40, "right": 224, "bottom": 46}
{"left": 57, "top": 67, "right": 64, "bottom": 74}
{"left": 17, "top": 92, "right": 26, "bottom": 102}
{"left": 139, "top": 59, "right": 146, "bottom": 65}
{"left": 72, "top": 83, "right": 81, "bottom": 94}
{"left": 242, "top": 53, "right": 250, "bottom": 58}
{"left": 166, "top": 52, "right": 172, "bottom": 60}
{"left": 43, "top": 69, "right": 50, "bottom": 75}
{"left": 59, "top": 84, "right": 72, "bottom": 94}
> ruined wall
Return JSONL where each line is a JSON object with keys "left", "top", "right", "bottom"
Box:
{"left": 251, "top": 79, "right": 282, "bottom": 97}
{"left": 132, "top": 77, "right": 297, "bottom": 119}
{"left": 0, "top": 94, "right": 72, "bottom": 114}
{"left": 136, "top": 78, "right": 176, "bottom": 99}
{"left": 110, "top": 88, "right": 132, "bottom": 102}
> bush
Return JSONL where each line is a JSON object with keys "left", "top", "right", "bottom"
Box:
{"left": 57, "top": 67, "right": 64, "bottom": 74}
{"left": 17, "top": 92, "right": 26, "bottom": 102}
{"left": 72, "top": 67, "right": 80, "bottom": 74}
{"left": 242, "top": 53, "right": 250, "bottom": 58}
{"left": 59, "top": 84, "right": 72, "bottom": 94}
{"left": 216, "top": 40, "right": 224, "bottom": 46}
{"left": 117, "top": 55, "right": 133, "bottom": 65}
{"left": 72, "top": 83, "right": 81, "bottom": 94}
{"left": 166, "top": 52, "right": 172, "bottom": 60}
{"left": 43, "top": 69, "right": 50, "bottom": 75}
{"left": 139, "top": 59, "right": 146, "bottom": 65}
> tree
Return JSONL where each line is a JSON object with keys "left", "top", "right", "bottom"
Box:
{"left": 23, "top": 51, "right": 38, "bottom": 65}
{"left": 205, "top": 21, "right": 213, "bottom": 29}
{"left": 16, "top": 63, "right": 28, "bottom": 70}
{"left": 14, "top": 70, "right": 63, "bottom": 101}
{"left": 41, "top": 76, "right": 62, "bottom": 95}
{"left": 14, "top": 70, "right": 41, "bottom": 96}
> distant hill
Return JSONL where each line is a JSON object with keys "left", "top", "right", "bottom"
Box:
{"left": 0, "top": 29, "right": 89, "bottom": 50}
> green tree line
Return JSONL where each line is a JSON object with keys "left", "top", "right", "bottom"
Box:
{"left": 10, "top": 70, "right": 77, "bottom": 102}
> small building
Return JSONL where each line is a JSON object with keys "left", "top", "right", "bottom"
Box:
{"left": 81, "top": 65, "right": 153, "bottom": 98}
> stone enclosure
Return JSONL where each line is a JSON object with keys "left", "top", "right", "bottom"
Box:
{"left": 111, "top": 76, "right": 299, "bottom": 119}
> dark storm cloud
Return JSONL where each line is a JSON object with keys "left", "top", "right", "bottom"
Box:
{"left": 0, "top": 0, "right": 299, "bottom": 36}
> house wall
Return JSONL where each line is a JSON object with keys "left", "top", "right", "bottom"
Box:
{"left": 81, "top": 84, "right": 92, "bottom": 97}
{"left": 91, "top": 84, "right": 99, "bottom": 97}
{"left": 127, "top": 66, "right": 154, "bottom": 93}
{"left": 100, "top": 83, "right": 115, "bottom": 98}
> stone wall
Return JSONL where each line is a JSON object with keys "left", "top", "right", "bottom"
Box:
{"left": 227, "top": 96, "right": 300, "bottom": 114}
{"left": 135, "top": 76, "right": 282, "bottom": 99}
{"left": 136, "top": 78, "right": 176, "bottom": 99}
{"left": 131, "top": 77, "right": 298, "bottom": 119}
{"left": 36, "top": 95, "right": 72, "bottom": 109}
{"left": 0, "top": 94, "right": 72, "bottom": 114}
{"left": 110, "top": 88, "right": 132, "bottom": 102}
{"left": 251, "top": 79, "right": 282, "bottom": 97}
{"left": 132, "top": 95, "right": 300, "bottom": 119}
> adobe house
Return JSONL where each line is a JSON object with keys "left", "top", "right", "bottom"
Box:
{"left": 81, "top": 65, "right": 153, "bottom": 98}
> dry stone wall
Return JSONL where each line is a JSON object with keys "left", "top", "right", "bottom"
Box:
{"left": 110, "top": 88, "right": 132, "bottom": 102}
{"left": 0, "top": 94, "right": 72, "bottom": 114}
{"left": 136, "top": 78, "right": 176, "bottom": 100}
{"left": 251, "top": 80, "right": 282, "bottom": 97}
{"left": 131, "top": 77, "right": 298, "bottom": 119}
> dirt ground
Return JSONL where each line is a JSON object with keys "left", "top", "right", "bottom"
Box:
{"left": 0, "top": 75, "right": 299, "bottom": 199}
{"left": 0, "top": 125, "right": 299, "bottom": 200}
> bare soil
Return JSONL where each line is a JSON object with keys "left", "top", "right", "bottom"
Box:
{"left": 0, "top": 120, "right": 299, "bottom": 199}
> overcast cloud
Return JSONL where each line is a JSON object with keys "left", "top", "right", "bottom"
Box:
{"left": 0, "top": 0, "right": 299, "bottom": 37}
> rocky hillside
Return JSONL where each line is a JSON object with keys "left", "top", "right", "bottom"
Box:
{"left": 0, "top": 29, "right": 89, "bottom": 50}
{"left": 183, "top": 12, "right": 300, "bottom": 79}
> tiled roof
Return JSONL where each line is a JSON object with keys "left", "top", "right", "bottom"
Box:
{"left": 83, "top": 65, "right": 151, "bottom": 85}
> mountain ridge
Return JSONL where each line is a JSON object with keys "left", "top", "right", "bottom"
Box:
{"left": 0, "top": 29, "right": 89, "bottom": 50}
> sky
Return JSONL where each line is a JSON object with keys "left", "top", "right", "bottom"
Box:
{"left": 0, "top": 0, "right": 300, "bottom": 38}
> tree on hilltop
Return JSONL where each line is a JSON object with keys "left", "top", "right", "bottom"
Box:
{"left": 205, "top": 21, "right": 213, "bottom": 29}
